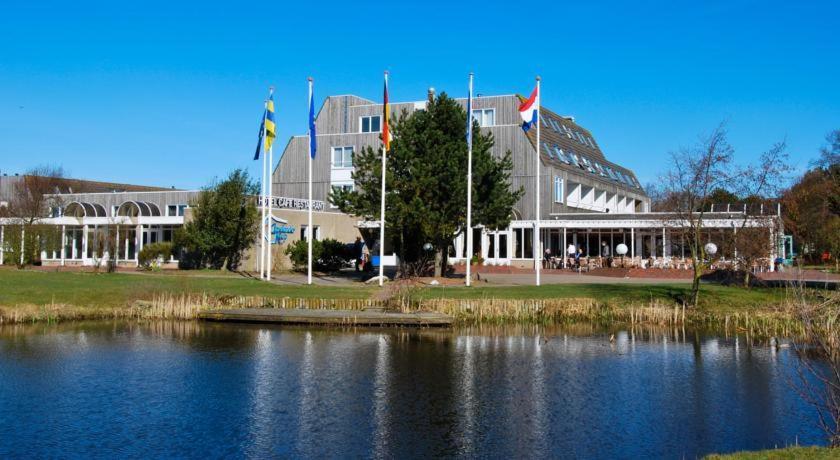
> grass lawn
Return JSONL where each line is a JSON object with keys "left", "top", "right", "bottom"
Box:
{"left": 0, "top": 269, "right": 374, "bottom": 308}
{"left": 417, "top": 283, "right": 787, "bottom": 313}
{"left": 705, "top": 446, "right": 835, "bottom": 459}
{"left": 0, "top": 268, "right": 789, "bottom": 313}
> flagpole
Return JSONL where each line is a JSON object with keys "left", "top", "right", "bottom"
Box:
{"left": 267, "top": 87, "right": 274, "bottom": 282}
{"left": 307, "top": 77, "right": 314, "bottom": 285}
{"left": 379, "top": 71, "right": 388, "bottom": 287}
{"left": 535, "top": 75, "right": 541, "bottom": 287}
{"left": 466, "top": 72, "right": 474, "bottom": 287}
{"left": 259, "top": 100, "right": 268, "bottom": 280}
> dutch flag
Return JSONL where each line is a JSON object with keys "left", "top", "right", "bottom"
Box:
{"left": 518, "top": 85, "right": 540, "bottom": 132}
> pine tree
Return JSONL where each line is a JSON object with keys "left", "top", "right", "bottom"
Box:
{"left": 331, "top": 93, "right": 523, "bottom": 277}
{"left": 176, "top": 169, "right": 260, "bottom": 270}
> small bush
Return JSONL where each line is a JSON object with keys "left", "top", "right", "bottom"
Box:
{"left": 138, "top": 242, "right": 173, "bottom": 270}
{"left": 284, "top": 238, "right": 351, "bottom": 273}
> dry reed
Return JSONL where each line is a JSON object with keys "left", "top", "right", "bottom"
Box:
{"left": 0, "top": 291, "right": 823, "bottom": 339}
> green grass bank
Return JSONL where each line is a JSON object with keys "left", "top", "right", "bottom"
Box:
{"left": 0, "top": 269, "right": 815, "bottom": 331}
{"left": 705, "top": 446, "right": 835, "bottom": 459}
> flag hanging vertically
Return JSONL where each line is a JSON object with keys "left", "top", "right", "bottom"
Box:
{"left": 518, "top": 85, "right": 540, "bottom": 132}
{"left": 524, "top": 77, "right": 542, "bottom": 286}
{"left": 306, "top": 77, "right": 315, "bottom": 285}
{"left": 265, "top": 92, "right": 276, "bottom": 152}
{"left": 465, "top": 72, "right": 474, "bottom": 287}
{"left": 465, "top": 79, "right": 473, "bottom": 144}
{"left": 382, "top": 75, "right": 391, "bottom": 151}
{"left": 308, "top": 85, "right": 317, "bottom": 158}
{"left": 378, "top": 71, "right": 390, "bottom": 287}
{"left": 254, "top": 109, "right": 266, "bottom": 160}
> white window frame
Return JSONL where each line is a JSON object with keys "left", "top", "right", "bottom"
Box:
{"left": 301, "top": 225, "right": 320, "bottom": 241}
{"left": 359, "top": 115, "right": 382, "bottom": 133}
{"left": 331, "top": 146, "right": 354, "bottom": 169}
{"left": 554, "top": 176, "right": 564, "bottom": 203}
{"left": 471, "top": 108, "right": 496, "bottom": 127}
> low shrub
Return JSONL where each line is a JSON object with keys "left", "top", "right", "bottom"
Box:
{"left": 284, "top": 238, "right": 352, "bottom": 273}
{"left": 138, "top": 242, "right": 173, "bottom": 270}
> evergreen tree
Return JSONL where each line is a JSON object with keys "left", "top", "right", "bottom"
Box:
{"left": 176, "top": 169, "right": 259, "bottom": 270}
{"left": 331, "top": 93, "right": 523, "bottom": 277}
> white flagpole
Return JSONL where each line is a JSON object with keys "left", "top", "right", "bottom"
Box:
{"left": 466, "top": 72, "right": 474, "bottom": 287}
{"left": 535, "top": 76, "right": 541, "bottom": 286}
{"left": 259, "top": 100, "right": 267, "bottom": 280}
{"left": 267, "top": 89, "right": 274, "bottom": 282}
{"left": 379, "top": 71, "right": 388, "bottom": 286}
{"left": 307, "top": 77, "right": 314, "bottom": 285}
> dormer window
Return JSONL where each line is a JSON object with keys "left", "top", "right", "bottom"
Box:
{"left": 360, "top": 116, "right": 381, "bottom": 133}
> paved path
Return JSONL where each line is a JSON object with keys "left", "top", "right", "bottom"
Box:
{"left": 475, "top": 272, "right": 692, "bottom": 286}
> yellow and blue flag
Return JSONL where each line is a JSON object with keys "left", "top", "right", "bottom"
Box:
{"left": 265, "top": 93, "right": 276, "bottom": 152}
{"left": 254, "top": 91, "right": 277, "bottom": 160}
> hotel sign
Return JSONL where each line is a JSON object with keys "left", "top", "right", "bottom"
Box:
{"left": 258, "top": 196, "right": 325, "bottom": 212}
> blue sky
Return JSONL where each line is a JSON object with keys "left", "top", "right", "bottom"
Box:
{"left": 1, "top": 0, "right": 837, "bottom": 190}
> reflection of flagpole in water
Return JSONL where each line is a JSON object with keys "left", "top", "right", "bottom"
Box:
{"left": 454, "top": 335, "right": 477, "bottom": 453}
{"left": 372, "top": 334, "right": 391, "bottom": 457}
{"left": 297, "top": 331, "right": 316, "bottom": 447}
{"left": 245, "top": 329, "right": 277, "bottom": 456}
{"left": 530, "top": 334, "right": 548, "bottom": 452}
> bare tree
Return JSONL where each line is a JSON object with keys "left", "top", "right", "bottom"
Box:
{"left": 657, "top": 126, "right": 790, "bottom": 302}
{"left": 791, "top": 286, "right": 840, "bottom": 446}
{"left": 659, "top": 124, "right": 736, "bottom": 305}
{"left": 7, "top": 166, "right": 66, "bottom": 266}
{"left": 730, "top": 142, "right": 790, "bottom": 286}
{"left": 90, "top": 224, "right": 118, "bottom": 273}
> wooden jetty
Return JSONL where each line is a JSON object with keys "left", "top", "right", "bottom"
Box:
{"left": 198, "top": 308, "right": 453, "bottom": 327}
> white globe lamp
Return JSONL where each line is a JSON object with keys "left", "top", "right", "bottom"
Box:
{"left": 616, "top": 243, "right": 628, "bottom": 268}
{"left": 704, "top": 243, "right": 718, "bottom": 256}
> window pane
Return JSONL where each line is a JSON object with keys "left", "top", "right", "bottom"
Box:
{"left": 371, "top": 116, "right": 380, "bottom": 132}
{"left": 484, "top": 110, "right": 494, "bottom": 126}
{"left": 524, "top": 228, "right": 533, "bottom": 259}
{"left": 344, "top": 147, "right": 353, "bottom": 167}
{"left": 362, "top": 117, "right": 370, "bottom": 133}
{"left": 333, "top": 147, "right": 342, "bottom": 165}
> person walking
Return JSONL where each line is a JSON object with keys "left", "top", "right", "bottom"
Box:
{"left": 353, "top": 237, "right": 364, "bottom": 272}
{"left": 361, "top": 243, "right": 371, "bottom": 272}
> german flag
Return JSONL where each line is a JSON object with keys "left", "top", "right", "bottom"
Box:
{"left": 382, "top": 71, "right": 391, "bottom": 151}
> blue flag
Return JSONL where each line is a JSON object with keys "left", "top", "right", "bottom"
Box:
{"left": 466, "top": 81, "right": 473, "bottom": 144}
{"left": 254, "top": 109, "right": 265, "bottom": 160}
{"left": 308, "top": 87, "right": 317, "bottom": 159}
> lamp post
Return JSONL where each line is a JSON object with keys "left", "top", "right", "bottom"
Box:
{"left": 616, "top": 243, "right": 628, "bottom": 268}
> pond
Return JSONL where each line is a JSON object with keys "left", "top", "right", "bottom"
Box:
{"left": 0, "top": 321, "right": 825, "bottom": 458}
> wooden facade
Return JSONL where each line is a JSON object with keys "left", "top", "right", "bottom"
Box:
{"left": 273, "top": 92, "right": 650, "bottom": 221}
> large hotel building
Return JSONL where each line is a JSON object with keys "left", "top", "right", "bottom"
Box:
{"left": 0, "top": 89, "right": 784, "bottom": 270}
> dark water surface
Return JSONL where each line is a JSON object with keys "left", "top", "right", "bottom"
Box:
{"left": 0, "top": 321, "right": 824, "bottom": 459}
